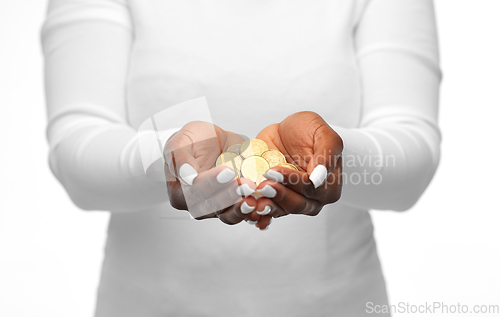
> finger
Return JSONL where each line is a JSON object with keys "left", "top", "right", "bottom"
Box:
{"left": 216, "top": 196, "right": 258, "bottom": 225}
{"left": 188, "top": 177, "right": 256, "bottom": 219}
{"left": 250, "top": 199, "right": 275, "bottom": 230}
{"left": 263, "top": 167, "right": 316, "bottom": 199}
{"left": 167, "top": 165, "right": 239, "bottom": 215}
{"left": 254, "top": 197, "right": 287, "bottom": 218}
{"left": 306, "top": 124, "right": 343, "bottom": 188}
{"left": 263, "top": 166, "right": 342, "bottom": 204}
{"left": 164, "top": 127, "right": 225, "bottom": 185}
{"left": 256, "top": 179, "right": 323, "bottom": 216}
{"left": 182, "top": 165, "right": 241, "bottom": 201}
{"left": 166, "top": 179, "right": 188, "bottom": 211}
{"left": 164, "top": 160, "right": 190, "bottom": 210}
{"left": 165, "top": 134, "right": 248, "bottom": 186}
{"left": 255, "top": 215, "right": 272, "bottom": 231}
{"left": 164, "top": 140, "right": 201, "bottom": 186}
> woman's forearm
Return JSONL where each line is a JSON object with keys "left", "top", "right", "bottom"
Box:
{"left": 334, "top": 0, "right": 441, "bottom": 211}
{"left": 43, "top": 0, "right": 170, "bottom": 212}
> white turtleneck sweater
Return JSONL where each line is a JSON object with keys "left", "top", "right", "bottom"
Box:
{"left": 42, "top": 0, "right": 441, "bottom": 316}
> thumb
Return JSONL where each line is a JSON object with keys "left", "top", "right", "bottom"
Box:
{"left": 164, "top": 134, "right": 201, "bottom": 186}
{"left": 173, "top": 149, "right": 200, "bottom": 186}
{"left": 306, "top": 124, "right": 343, "bottom": 188}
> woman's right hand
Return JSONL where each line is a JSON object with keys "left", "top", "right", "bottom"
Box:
{"left": 164, "top": 121, "right": 262, "bottom": 225}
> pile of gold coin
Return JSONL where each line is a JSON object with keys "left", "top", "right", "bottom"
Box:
{"left": 215, "top": 139, "right": 298, "bottom": 185}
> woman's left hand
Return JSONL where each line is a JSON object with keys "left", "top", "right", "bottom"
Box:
{"left": 252, "top": 111, "right": 343, "bottom": 228}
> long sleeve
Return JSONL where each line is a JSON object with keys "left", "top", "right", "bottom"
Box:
{"left": 332, "top": 0, "right": 441, "bottom": 211}
{"left": 42, "top": 0, "right": 170, "bottom": 212}
{"left": 42, "top": 0, "right": 441, "bottom": 214}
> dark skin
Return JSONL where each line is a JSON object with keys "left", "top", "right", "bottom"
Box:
{"left": 165, "top": 111, "right": 343, "bottom": 229}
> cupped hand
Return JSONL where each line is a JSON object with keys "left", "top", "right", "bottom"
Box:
{"left": 253, "top": 111, "right": 343, "bottom": 222}
{"left": 164, "top": 121, "right": 263, "bottom": 224}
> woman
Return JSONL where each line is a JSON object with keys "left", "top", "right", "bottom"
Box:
{"left": 42, "top": 0, "right": 441, "bottom": 316}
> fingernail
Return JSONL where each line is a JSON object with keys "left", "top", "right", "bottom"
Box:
{"left": 179, "top": 163, "right": 198, "bottom": 185}
{"left": 257, "top": 185, "right": 276, "bottom": 198}
{"left": 309, "top": 165, "right": 328, "bottom": 188}
{"left": 217, "top": 168, "right": 236, "bottom": 184}
{"left": 240, "top": 202, "right": 255, "bottom": 214}
{"left": 257, "top": 205, "right": 272, "bottom": 215}
{"left": 246, "top": 220, "right": 258, "bottom": 225}
{"left": 236, "top": 184, "right": 254, "bottom": 197}
{"left": 264, "top": 169, "right": 284, "bottom": 183}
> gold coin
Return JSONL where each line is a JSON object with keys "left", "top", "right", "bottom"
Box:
{"left": 216, "top": 152, "right": 243, "bottom": 172}
{"left": 227, "top": 144, "right": 241, "bottom": 155}
{"left": 261, "top": 149, "right": 286, "bottom": 168}
{"left": 220, "top": 163, "right": 242, "bottom": 178}
{"left": 279, "top": 163, "right": 299, "bottom": 171}
{"left": 241, "top": 156, "right": 270, "bottom": 182}
{"left": 239, "top": 139, "right": 269, "bottom": 159}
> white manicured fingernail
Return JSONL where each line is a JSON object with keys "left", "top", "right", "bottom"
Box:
{"left": 264, "top": 170, "right": 284, "bottom": 183}
{"left": 236, "top": 184, "right": 254, "bottom": 197}
{"left": 260, "top": 223, "right": 271, "bottom": 231}
{"left": 240, "top": 202, "right": 255, "bottom": 214}
{"left": 179, "top": 163, "right": 198, "bottom": 185}
{"left": 217, "top": 168, "right": 236, "bottom": 184}
{"left": 309, "top": 165, "right": 328, "bottom": 188}
{"left": 258, "top": 185, "right": 276, "bottom": 198}
{"left": 246, "top": 220, "right": 258, "bottom": 225}
{"left": 257, "top": 205, "right": 272, "bottom": 215}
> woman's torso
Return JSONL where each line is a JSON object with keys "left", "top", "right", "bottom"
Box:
{"left": 126, "top": 0, "right": 363, "bottom": 135}
{"left": 96, "top": 1, "right": 389, "bottom": 316}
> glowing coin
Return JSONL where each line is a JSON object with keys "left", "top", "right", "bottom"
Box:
{"left": 241, "top": 156, "right": 270, "bottom": 182}
{"left": 239, "top": 139, "right": 269, "bottom": 159}
{"left": 216, "top": 152, "right": 243, "bottom": 173}
{"left": 227, "top": 144, "right": 241, "bottom": 155}
{"left": 279, "top": 163, "right": 299, "bottom": 171}
{"left": 261, "top": 149, "right": 286, "bottom": 168}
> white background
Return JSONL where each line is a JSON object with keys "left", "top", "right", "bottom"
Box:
{"left": 0, "top": 1, "right": 499, "bottom": 316}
